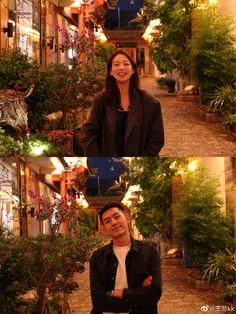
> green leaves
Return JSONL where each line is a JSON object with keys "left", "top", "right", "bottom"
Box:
{"left": 0, "top": 49, "right": 38, "bottom": 91}
{"left": 148, "top": 0, "right": 194, "bottom": 79}
{"left": 129, "top": 157, "right": 186, "bottom": 238}
{"left": 0, "top": 128, "right": 23, "bottom": 157}
{"left": 176, "top": 166, "right": 235, "bottom": 269}
{"left": 191, "top": 7, "right": 236, "bottom": 100}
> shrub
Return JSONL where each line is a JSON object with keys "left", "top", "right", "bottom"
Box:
{"left": 208, "top": 84, "right": 236, "bottom": 115}
{"left": 176, "top": 166, "right": 235, "bottom": 270}
{"left": 0, "top": 128, "right": 23, "bottom": 156}
{"left": 0, "top": 49, "right": 38, "bottom": 91}
{"left": 191, "top": 7, "right": 236, "bottom": 103}
{"left": 203, "top": 249, "right": 236, "bottom": 302}
{"left": 157, "top": 77, "right": 167, "bottom": 89}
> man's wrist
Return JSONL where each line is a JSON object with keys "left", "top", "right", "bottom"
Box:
{"left": 113, "top": 289, "right": 124, "bottom": 299}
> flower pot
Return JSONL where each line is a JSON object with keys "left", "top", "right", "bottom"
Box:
{"left": 198, "top": 107, "right": 224, "bottom": 123}
{"left": 166, "top": 78, "right": 176, "bottom": 93}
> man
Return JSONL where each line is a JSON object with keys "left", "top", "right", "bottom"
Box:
{"left": 90, "top": 203, "right": 162, "bottom": 314}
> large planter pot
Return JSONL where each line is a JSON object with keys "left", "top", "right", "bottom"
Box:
{"left": 198, "top": 107, "right": 224, "bottom": 123}
{"left": 182, "top": 246, "right": 192, "bottom": 268}
{"left": 166, "top": 78, "right": 176, "bottom": 93}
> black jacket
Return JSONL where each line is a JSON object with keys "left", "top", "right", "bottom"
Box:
{"left": 90, "top": 239, "right": 162, "bottom": 314}
{"left": 80, "top": 91, "right": 164, "bottom": 157}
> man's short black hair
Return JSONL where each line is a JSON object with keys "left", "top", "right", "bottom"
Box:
{"left": 99, "top": 202, "right": 125, "bottom": 223}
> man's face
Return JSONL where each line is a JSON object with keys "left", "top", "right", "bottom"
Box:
{"left": 102, "top": 207, "right": 129, "bottom": 239}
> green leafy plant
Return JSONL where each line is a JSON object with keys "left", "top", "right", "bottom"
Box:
{"left": 0, "top": 193, "right": 103, "bottom": 313}
{"left": 223, "top": 114, "right": 236, "bottom": 131}
{"left": 22, "top": 133, "right": 61, "bottom": 157}
{"left": 0, "top": 49, "right": 38, "bottom": 91}
{"left": 157, "top": 77, "right": 167, "bottom": 89}
{"left": 128, "top": 157, "right": 187, "bottom": 238}
{"left": 0, "top": 128, "right": 23, "bottom": 156}
{"left": 203, "top": 249, "right": 236, "bottom": 302}
{"left": 191, "top": 7, "right": 236, "bottom": 103}
{"left": 176, "top": 166, "right": 235, "bottom": 270}
{"left": 27, "top": 58, "right": 105, "bottom": 132}
{"left": 146, "top": 0, "right": 195, "bottom": 81}
{"left": 223, "top": 283, "right": 236, "bottom": 301}
{"left": 208, "top": 84, "right": 236, "bottom": 115}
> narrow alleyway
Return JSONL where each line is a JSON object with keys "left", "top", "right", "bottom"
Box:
{"left": 139, "top": 76, "right": 236, "bottom": 157}
{"left": 69, "top": 260, "right": 235, "bottom": 314}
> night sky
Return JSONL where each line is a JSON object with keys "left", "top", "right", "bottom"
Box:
{"left": 85, "top": 158, "right": 125, "bottom": 196}
{"left": 104, "top": 0, "right": 144, "bottom": 29}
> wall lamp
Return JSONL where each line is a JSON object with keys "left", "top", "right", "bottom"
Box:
{"left": 47, "top": 36, "right": 55, "bottom": 49}
{"left": 3, "top": 22, "right": 14, "bottom": 37}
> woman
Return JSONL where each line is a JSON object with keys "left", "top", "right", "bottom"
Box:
{"left": 79, "top": 50, "right": 164, "bottom": 156}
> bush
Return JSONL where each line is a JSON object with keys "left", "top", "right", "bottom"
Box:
{"left": 176, "top": 166, "right": 235, "bottom": 270}
{"left": 0, "top": 229, "right": 102, "bottom": 313}
{"left": 208, "top": 84, "right": 236, "bottom": 116}
{"left": 0, "top": 49, "right": 38, "bottom": 91}
{"left": 203, "top": 249, "right": 236, "bottom": 302}
{"left": 223, "top": 114, "right": 236, "bottom": 131}
{"left": 191, "top": 8, "right": 236, "bottom": 103}
{"left": 0, "top": 128, "right": 23, "bottom": 156}
{"left": 157, "top": 77, "right": 167, "bottom": 89}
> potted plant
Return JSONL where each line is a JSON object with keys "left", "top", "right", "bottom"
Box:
{"left": 203, "top": 249, "right": 236, "bottom": 304}
{"left": 223, "top": 114, "right": 236, "bottom": 134}
{"left": 208, "top": 84, "right": 236, "bottom": 116}
{"left": 165, "top": 77, "right": 176, "bottom": 93}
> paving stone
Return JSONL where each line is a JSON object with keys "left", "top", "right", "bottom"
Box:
{"left": 139, "top": 76, "right": 236, "bottom": 157}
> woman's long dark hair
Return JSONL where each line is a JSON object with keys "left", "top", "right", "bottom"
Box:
{"left": 104, "top": 50, "right": 142, "bottom": 107}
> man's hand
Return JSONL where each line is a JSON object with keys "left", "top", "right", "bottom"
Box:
{"left": 106, "top": 289, "right": 124, "bottom": 299}
{"left": 113, "top": 289, "right": 124, "bottom": 299}
{"left": 142, "top": 275, "right": 152, "bottom": 287}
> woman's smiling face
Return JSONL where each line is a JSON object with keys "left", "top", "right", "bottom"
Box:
{"left": 110, "top": 53, "right": 134, "bottom": 83}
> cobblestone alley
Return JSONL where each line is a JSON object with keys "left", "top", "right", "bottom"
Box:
{"left": 140, "top": 77, "right": 236, "bottom": 157}
{"left": 69, "top": 260, "right": 235, "bottom": 314}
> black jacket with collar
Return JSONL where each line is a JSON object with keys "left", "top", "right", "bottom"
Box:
{"left": 90, "top": 239, "right": 162, "bottom": 314}
{"left": 80, "top": 90, "right": 164, "bottom": 157}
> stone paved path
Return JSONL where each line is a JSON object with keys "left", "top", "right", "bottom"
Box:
{"left": 69, "top": 260, "right": 235, "bottom": 314}
{"left": 139, "top": 76, "right": 236, "bottom": 157}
